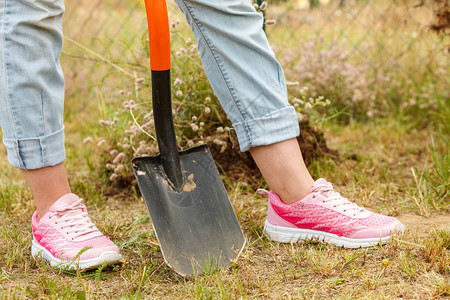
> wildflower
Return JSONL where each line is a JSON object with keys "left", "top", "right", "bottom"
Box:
{"left": 97, "top": 139, "right": 106, "bottom": 147}
{"left": 213, "top": 139, "right": 223, "bottom": 145}
{"left": 260, "top": 1, "right": 268, "bottom": 10}
{"left": 114, "top": 164, "right": 124, "bottom": 173}
{"left": 110, "top": 150, "right": 118, "bottom": 156}
{"left": 180, "top": 48, "right": 186, "bottom": 54}
{"left": 204, "top": 107, "right": 211, "bottom": 114}
{"left": 106, "top": 163, "right": 114, "bottom": 170}
{"left": 123, "top": 144, "right": 131, "bottom": 150}
{"left": 174, "top": 78, "right": 182, "bottom": 86}
{"left": 144, "top": 112, "right": 152, "bottom": 121}
{"left": 176, "top": 90, "right": 183, "bottom": 97}
{"left": 113, "top": 117, "right": 119, "bottom": 124}
{"left": 135, "top": 77, "right": 145, "bottom": 84}
{"left": 216, "top": 126, "right": 224, "bottom": 133}
{"left": 205, "top": 97, "right": 211, "bottom": 103}
{"left": 191, "top": 116, "right": 198, "bottom": 121}
{"left": 191, "top": 124, "right": 199, "bottom": 132}
{"left": 99, "top": 119, "right": 111, "bottom": 127}
{"left": 199, "top": 122, "right": 205, "bottom": 127}
{"left": 113, "top": 152, "right": 126, "bottom": 164}
{"left": 83, "top": 137, "right": 93, "bottom": 144}
{"left": 292, "top": 98, "right": 304, "bottom": 104}
{"left": 304, "top": 102, "right": 312, "bottom": 109}
{"left": 110, "top": 173, "right": 118, "bottom": 181}
{"left": 119, "top": 90, "right": 125, "bottom": 95}
{"left": 187, "top": 140, "right": 194, "bottom": 147}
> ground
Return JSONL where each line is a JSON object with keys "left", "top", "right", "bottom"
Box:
{"left": 0, "top": 119, "right": 448, "bottom": 299}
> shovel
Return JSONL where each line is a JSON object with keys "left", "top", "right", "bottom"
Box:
{"left": 131, "top": 0, "right": 246, "bottom": 276}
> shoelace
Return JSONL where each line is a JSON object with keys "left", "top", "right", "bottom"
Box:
{"left": 35, "top": 199, "right": 103, "bottom": 250}
{"left": 50, "top": 199, "right": 102, "bottom": 240}
{"left": 312, "top": 181, "right": 367, "bottom": 217}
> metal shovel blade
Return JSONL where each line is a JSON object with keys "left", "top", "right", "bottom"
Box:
{"left": 132, "top": 144, "right": 246, "bottom": 276}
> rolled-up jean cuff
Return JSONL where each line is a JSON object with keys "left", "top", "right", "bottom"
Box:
{"left": 2, "top": 126, "right": 66, "bottom": 170}
{"left": 233, "top": 106, "right": 300, "bottom": 152}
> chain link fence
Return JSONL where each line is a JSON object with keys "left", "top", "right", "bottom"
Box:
{"left": 62, "top": 0, "right": 449, "bottom": 103}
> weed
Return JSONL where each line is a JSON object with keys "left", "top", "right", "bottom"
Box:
{"left": 397, "top": 253, "right": 417, "bottom": 278}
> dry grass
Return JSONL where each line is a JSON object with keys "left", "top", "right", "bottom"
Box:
{"left": 0, "top": 0, "right": 448, "bottom": 298}
{"left": 0, "top": 121, "right": 448, "bottom": 299}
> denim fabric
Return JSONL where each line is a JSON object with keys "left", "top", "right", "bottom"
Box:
{"left": 174, "top": 0, "right": 299, "bottom": 151}
{"left": 0, "top": 0, "right": 65, "bottom": 169}
{"left": 0, "top": 0, "right": 299, "bottom": 170}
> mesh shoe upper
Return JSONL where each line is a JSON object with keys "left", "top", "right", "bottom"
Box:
{"left": 261, "top": 178, "right": 403, "bottom": 239}
{"left": 32, "top": 193, "right": 120, "bottom": 261}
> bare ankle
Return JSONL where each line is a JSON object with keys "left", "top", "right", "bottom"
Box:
{"left": 275, "top": 183, "right": 312, "bottom": 204}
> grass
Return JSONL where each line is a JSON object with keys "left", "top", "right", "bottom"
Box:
{"left": 1, "top": 119, "right": 449, "bottom": 299}
{"left": 1, "top": 0, "right": 449, "bottom": 298}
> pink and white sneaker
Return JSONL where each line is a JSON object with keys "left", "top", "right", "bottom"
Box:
{"left": 31, "top": 193, "right": 122, "bottom": 270}
{"left": 259, "top": 179, "right": 404, "bottom": 248}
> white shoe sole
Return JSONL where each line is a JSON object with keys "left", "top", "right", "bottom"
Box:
{"left": 31, "top": 240, "right": 123, "bottom": 270}
{"left": 264, "top": 220, "right": 404, "bottom": 248}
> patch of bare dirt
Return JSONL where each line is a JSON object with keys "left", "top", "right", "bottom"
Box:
{"left": 398, "top": 214, "right": 450, "bottom": 237}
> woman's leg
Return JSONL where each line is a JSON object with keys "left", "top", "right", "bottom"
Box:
{"left": 20, "top": 163, "right": 71, "bottom": 219}
{"left": 250, "top": 138, "right": 314, "bottom": 203}
{"left": 174, "top": 0, "right": 313, "bottom": 201}
{"left": 175, "top": 0, "right": 403, "bottom": 248}
{"left": 0, "top": 0, "right": 121, "bottom": 269}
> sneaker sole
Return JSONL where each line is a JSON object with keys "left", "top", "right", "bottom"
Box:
{"left": 31, "top": 240, "right": 123, "bottom": 270}
{"left": 264, "top": 220, "right": 404, "bottom": 248}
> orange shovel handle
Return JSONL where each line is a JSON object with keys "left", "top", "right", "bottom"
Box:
{"left": 145, "top": 0, "right": 171, "bottom": 71}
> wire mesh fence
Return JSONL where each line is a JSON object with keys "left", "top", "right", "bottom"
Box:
{"left": 62, "top": 0, "right": 449, "bottom": 104}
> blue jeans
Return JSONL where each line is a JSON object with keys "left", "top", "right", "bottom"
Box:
{"left": 0, "top": 0, "right": 299, "bottom": 170}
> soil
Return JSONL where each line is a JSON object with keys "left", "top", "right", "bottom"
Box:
{"left": 398, "top": 214, "right": 450, "bottom": 238}
{"left": 208, "top": 119, "right": 338, "bottom": 190}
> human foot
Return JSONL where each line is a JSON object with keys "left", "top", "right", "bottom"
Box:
{"left": 31, "top": 194, "right": 122, "bottom": 270}
{"left": 259, "top": 179, "right": 404, "bottom": 248}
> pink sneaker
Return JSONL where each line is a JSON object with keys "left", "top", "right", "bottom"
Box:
{"left": 31, "top": 194, "right": 122, "bottom": 270}
{"left": 259, "top": 179, "right": 404, "bottom": 248}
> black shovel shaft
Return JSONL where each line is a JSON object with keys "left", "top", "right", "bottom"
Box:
{"left": 151, "top": 70, "right": 184, "bottom": 190}
{"left": 144, "top": 0, "right": 184, "bottom": 190}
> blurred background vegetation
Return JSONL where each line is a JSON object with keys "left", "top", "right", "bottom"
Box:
{"left": 60, "top": 0, "right": 449, "bottom": 192}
